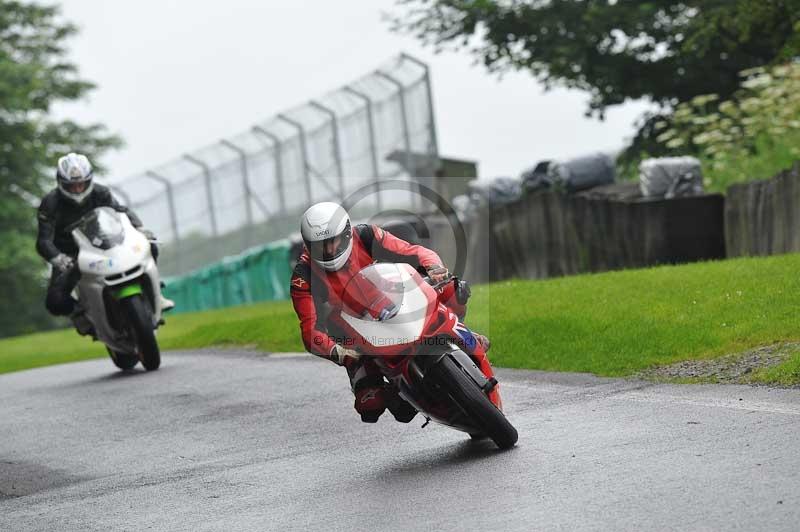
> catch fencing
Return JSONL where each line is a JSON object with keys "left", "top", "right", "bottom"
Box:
{"left": 108, "top": 54, "right": 439, "bottom": 279}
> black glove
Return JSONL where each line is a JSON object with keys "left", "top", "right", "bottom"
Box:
{"left": 49, "top": 253, "right": 74, "bottom": 273}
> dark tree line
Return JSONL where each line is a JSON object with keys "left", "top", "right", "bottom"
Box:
{"left": 0, "top": 1, "right": 120, "bottom": 337}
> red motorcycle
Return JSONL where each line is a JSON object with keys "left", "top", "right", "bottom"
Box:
{"left": 337, "top": 263, "right": 518, "bottom": 449}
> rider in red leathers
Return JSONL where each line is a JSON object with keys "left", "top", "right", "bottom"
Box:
{"left": 290, "top": 202, "right": 492, "bottom": 423}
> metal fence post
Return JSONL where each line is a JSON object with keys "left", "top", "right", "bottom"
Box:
{"left": 276, "top": 114, "right": 313, "bottom": 206}
{"left": 400, "top": 53, "right": 440, "bottom": 172}
{"left": 221, "top": 139, "right": 272, "bottom": 222}
{"left": 343, "top": 85, "right": 382, "bottom": 211}
{"left": 219, "top": 139, "right": 255, "bottom": 227}
{"left": 375, "top": 69, "right": 419, "bottom": 210}
{"left": 144, "top": 171, "right": 182, "bottom": 272}
{"left": 252, "top": 126, "right": 287, "bottom": 217}
{"left": 220, "top": 139, "right": 259, "bottom": 248}
{"left": 375, "top": 70, "right": 413, "bottom": 174}
{"left": 183, "top": 154, "right": 219, "bottom": 236}
{"left": 309, "top": 100, "right": 346, "bottom": 201}
{"left": 143, "top": 172, "right": 180, "bottom": 243}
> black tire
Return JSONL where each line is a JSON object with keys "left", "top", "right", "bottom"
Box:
{"left": 433, "top": 355, "right": 518, "bottom": 449}
{"left": 121, "top": 294, "right": 160, "bottom": 371}
{"left": 106, "top": 347, "right": 138, "bottom": 370}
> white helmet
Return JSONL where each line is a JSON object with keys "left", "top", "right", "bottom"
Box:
{"left": 300, "top": 202, "right": 353, "bottom": 271}
{"left": 56, "top": 152, "right": 94, "bottom": 204}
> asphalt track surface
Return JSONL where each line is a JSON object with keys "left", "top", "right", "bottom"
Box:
{"left": 1, "top": 349, "right": 799, "bottom": 531}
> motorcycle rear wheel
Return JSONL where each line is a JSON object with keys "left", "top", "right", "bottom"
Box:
{"left": 121, "top": 294, "right": 161, "bottom": 371}
{"left": 106, "top": 347, "right": 138, "bottom": 370}
{"left": 433, "top": 355, "right": 518, "bottom": 449}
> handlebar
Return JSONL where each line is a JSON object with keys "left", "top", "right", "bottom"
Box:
{"left": 424, "top": 273, "right": 472, "bottom": 305}
{"left": 423, "top": 274, "right": 455, "bottom": 291}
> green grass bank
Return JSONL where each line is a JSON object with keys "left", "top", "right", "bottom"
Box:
{"left": 2, "top": 253, "right": 799, "bottom": 384}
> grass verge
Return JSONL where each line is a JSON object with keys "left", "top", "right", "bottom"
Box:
{"left": 0, "top": 301, "right": 302, "bottom": 375}
{"left": 750, "top": 348, "right": 800, "bottom": 387}
{"left": 1, "top": 253, "right": 799, "bottom": 385}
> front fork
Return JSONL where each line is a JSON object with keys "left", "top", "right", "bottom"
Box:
{"left": 411, "top": 342, "right": 503, "bottom": 411}
{"left": 452, "top": 322, "right": 502, "bottom": 409}
{"left": 446, "top": 347, "right": 502, "bottom": 410}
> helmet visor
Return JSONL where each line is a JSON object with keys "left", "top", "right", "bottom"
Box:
{"left": 306, "top": 222, "right": 352, "bottom": 263}
{"left": 63, "top": 180, "right": 90, "bottom": 194}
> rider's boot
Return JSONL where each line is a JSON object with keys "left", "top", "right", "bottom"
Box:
{"left": 348, "top": 358, "right": 387, "bottom": 423}
{"left": 160, "top": 295, "right": 175, "bottom": 312}
{"left": 354, "top": 385, "right": 386, "bottom": 423}
{"left": 385, "top": 388, "right": 417, "bottom": 423}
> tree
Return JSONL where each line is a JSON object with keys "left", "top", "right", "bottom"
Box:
{"left": 392, "top": 0, "right": 800, "bottom": 154}
{"left": 0, "top": 1, "right": 121, "bottom": 338}
{"left": 654, "top": 62, "right": 800, "bottom": 190}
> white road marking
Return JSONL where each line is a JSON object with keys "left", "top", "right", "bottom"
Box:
{"left": 615, "top": 391, "right": 800, "bottom": 416}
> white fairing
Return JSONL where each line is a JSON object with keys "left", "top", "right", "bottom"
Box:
{"left": 340, "top": 263, "right": 431, "bottom": 347}
{"left": 72, "top": 207, "right": 163, "bottom": 353}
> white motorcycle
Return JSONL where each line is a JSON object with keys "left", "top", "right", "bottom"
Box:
{"left": 69, "top": 206, "right": 165, "bottom": 371}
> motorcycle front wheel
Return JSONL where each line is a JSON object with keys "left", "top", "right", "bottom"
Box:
{"left": 121, "top": 294, "right": 161, "bottom": 371}
{"left": 106, "top": 347, "right": 138, "bottom": 370}
{"left": 432, "top": 355, "right": 518, "bottom": 449}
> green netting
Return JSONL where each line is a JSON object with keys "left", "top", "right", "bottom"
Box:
{"left": 162, "top": 239, "right": 292, "bottom": 313}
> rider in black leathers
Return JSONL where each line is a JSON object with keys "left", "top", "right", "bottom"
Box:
{"left": 36, "top": 153, "right": 168, "bottom": 330}
{"left": 37, "top": 185, "right": 145, "bottom": 315}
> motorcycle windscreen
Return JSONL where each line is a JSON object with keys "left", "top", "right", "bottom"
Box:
{"left": 339, "top": 263, "right": 435, "bottom": 348}
{"left": 75, "top": 207, "right": 125, "bottom": 250}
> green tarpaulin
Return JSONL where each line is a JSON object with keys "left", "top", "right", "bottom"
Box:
{"left": 162, "top": 239, "right": 292, "bottom": 313}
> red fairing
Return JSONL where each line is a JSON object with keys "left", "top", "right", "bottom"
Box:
{"left": 419, "top": 308, "right": 502, "bottom": 410}
{"left": 340, "top": 271, "right": 397, "bottom": 321}
{"left": 337, "top": 271, "right": 443, "bottom": 359}
{"left": 471, "top": 341, "right": 501, "bottom": 409}
{"left": 435, "top": 279, "right": 467, "bottom": 319}
{"left": 374, "top": 290, "right": 502, "bottom": 411}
